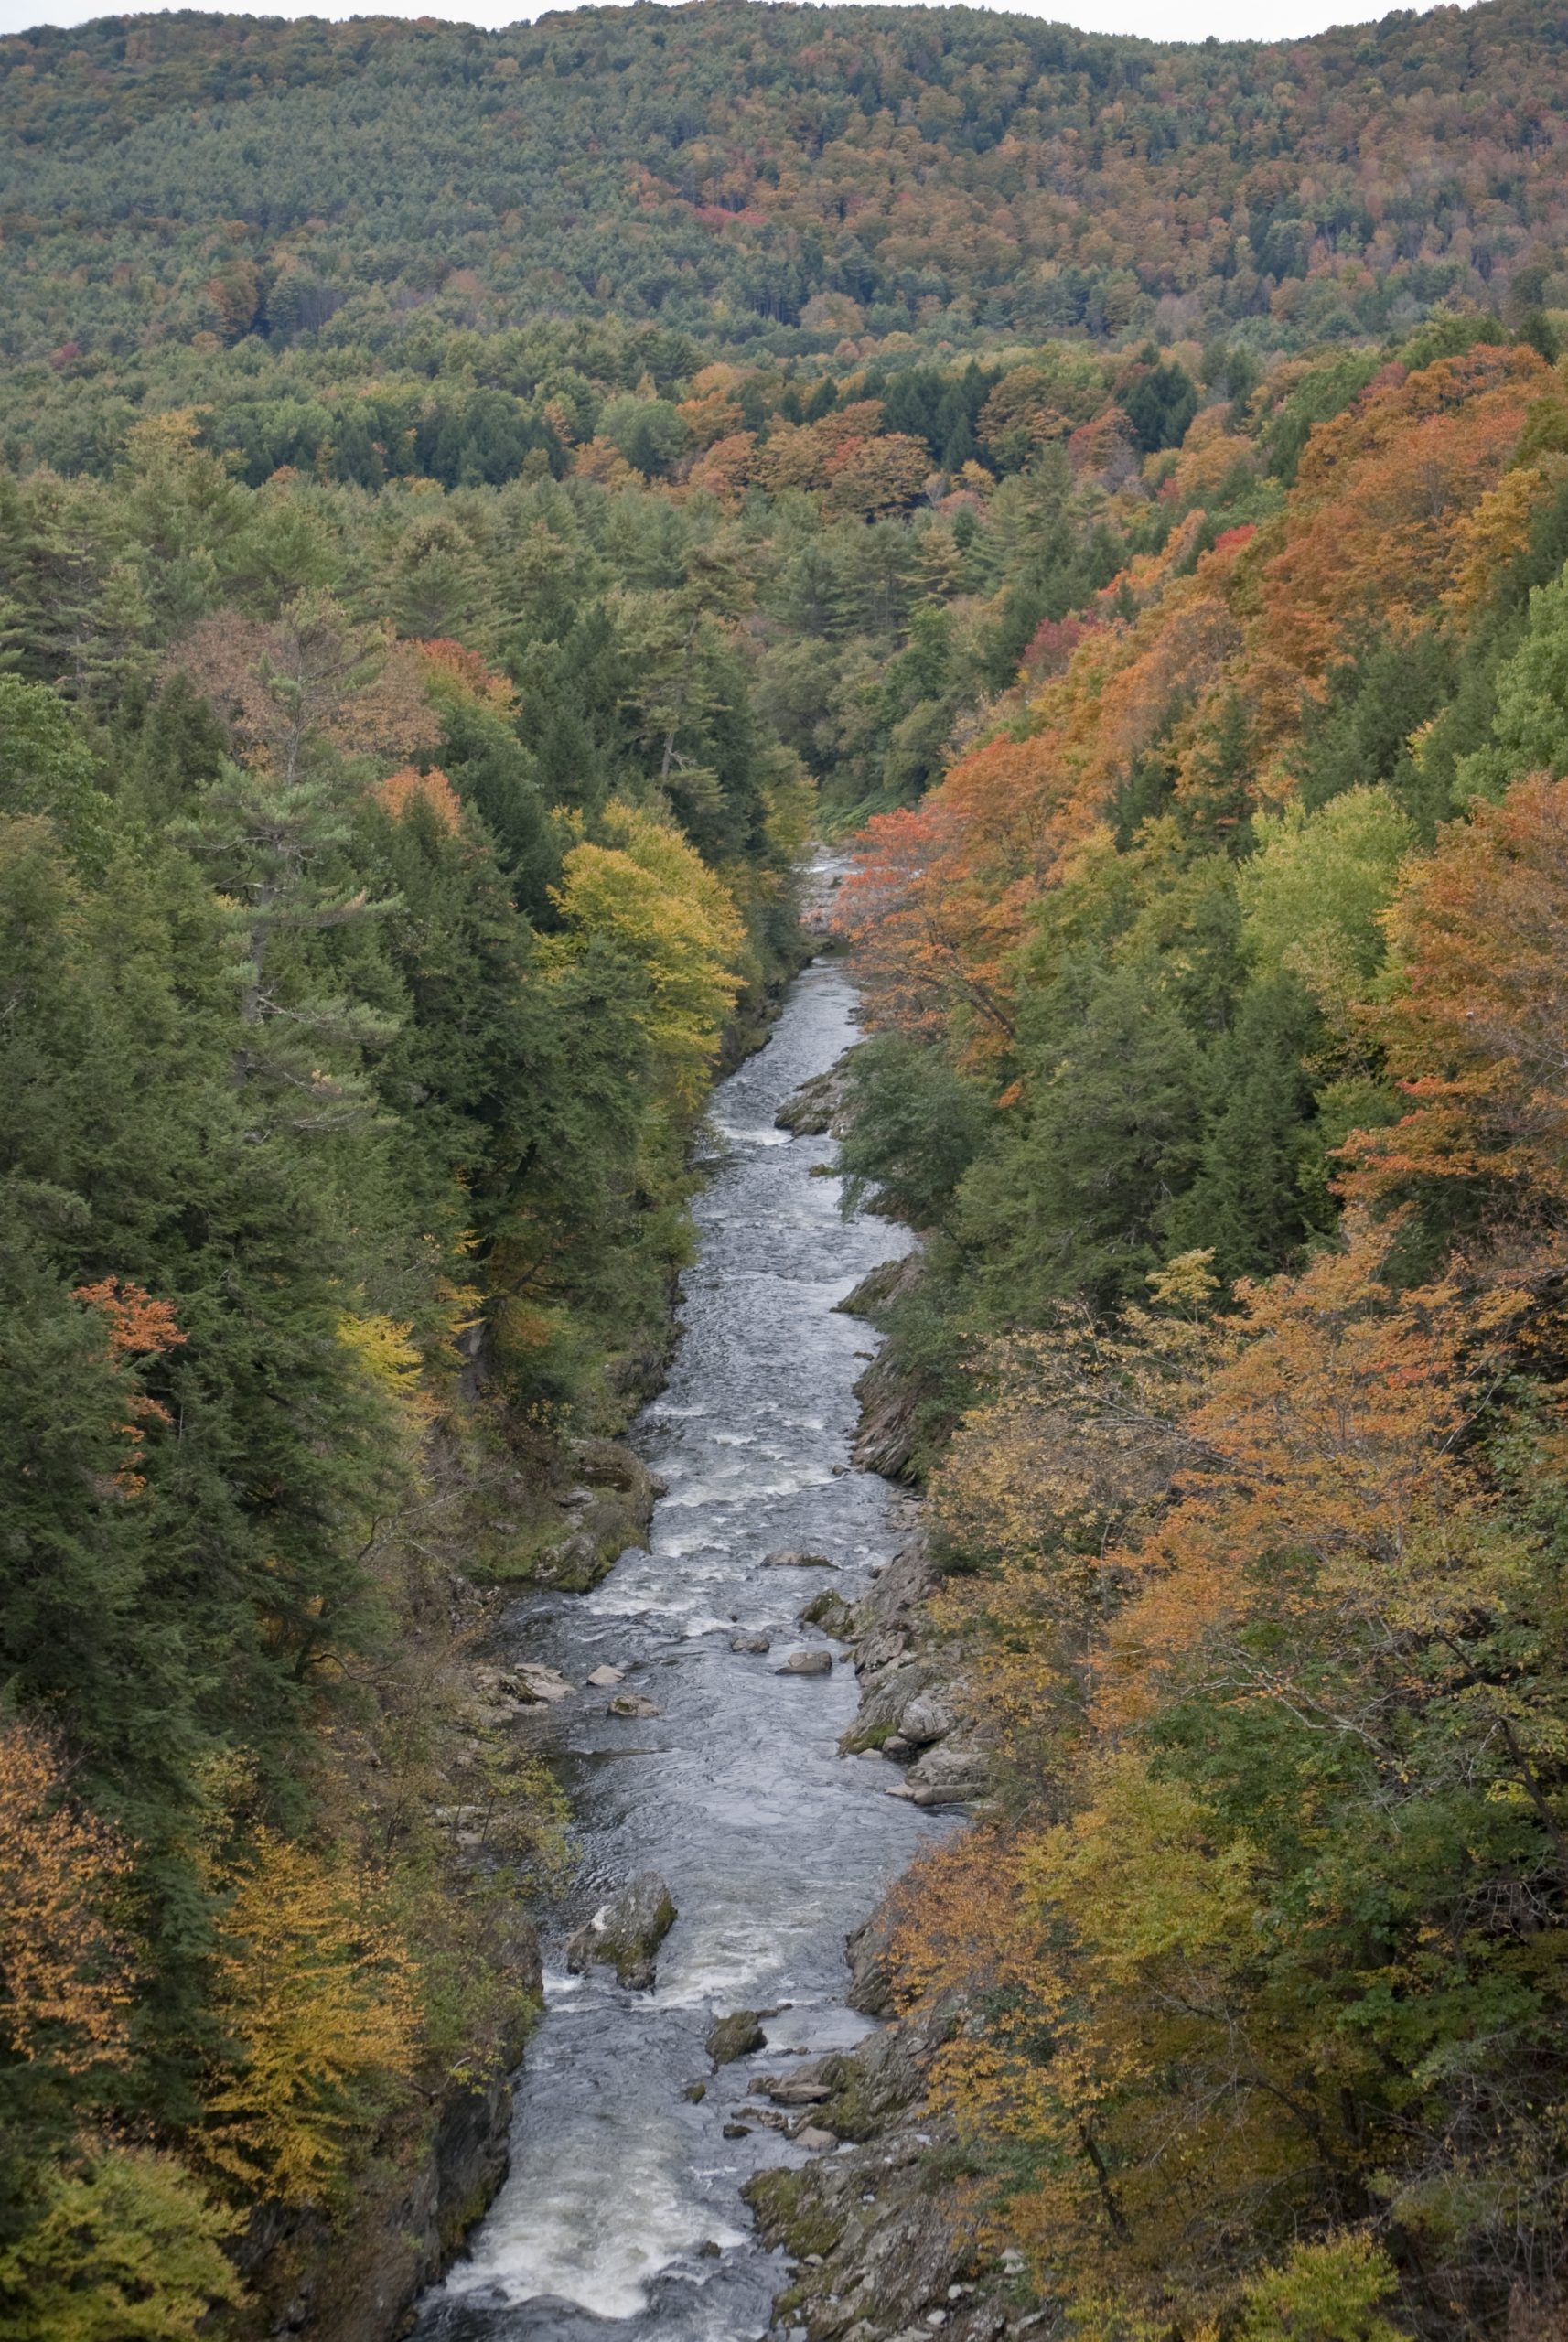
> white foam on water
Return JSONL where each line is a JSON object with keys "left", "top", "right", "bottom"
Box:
{"left": 413, "top": 952, "right": 939, "bottom": 2342}
{"left": 712, "top": 1120, "right": 792, "bottom": 1148}
{"left": 441, "top": 2122, "right": 742, "bottom": 2319}
{"left": 655, "top": 1462, "right": 834, "bottom": 1509}
{"left": 651, "top": 1927, "right": 790, "bottom": 2007}
{"left": 634, "top": 1529, "right": 726, "bottom": 1562}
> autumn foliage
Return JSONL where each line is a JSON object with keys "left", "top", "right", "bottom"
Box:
{"left": 206, "top": 1834, "right": 421, "bottom": 2204}
{"left": 0, "top": 1720, "right": 132, "bottom": 2076}
{"left": 833, "top": 330, "right": 1568, "bottom": 2342}
{"left": 1347, "top": 772, "right": 1568, "bottom": 1230}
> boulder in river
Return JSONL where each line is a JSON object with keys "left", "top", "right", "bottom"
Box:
{"left": 774, "top": 1062, "right": 851, "bottom": 1137}
{"left": 564, "top": 1871, "right": 677, "bottom": 1991}
{"left": 775, "top": 1649, "right": 833, "bottom": 1677}
{"left": 510, "top": 1662, "right": 575, "bottom": 1705}
{"left": 761, "top": 1548, "right": 836, "bottom": 1569}
{"left": 607, "top": 1691, "right": 660, "bottom": 1719}
{"left": 585, "top": 1664, "right": 624, "bottom": 1688}
{"left": 798, "top": 1588, "right": 858, "bottom": 1639}
{"left": 897, "top": 1686, "right": 957, "bottom": 1746}
{"left": 706, "top": 2009, "right": 768, "bottom": 2065}
{"left": 729, "top": 1631, "right": 772, "bottom": 1655}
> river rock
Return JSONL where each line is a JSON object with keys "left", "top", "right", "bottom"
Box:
{"left": 897, "top": 1687, "right": 958, "bottom": 1746}
{"left": 799, "top": 1588, "right": 858, "bottom": 1639}
{"left": 564, "top": 1871, "right": 677, "bottom": 1991}
{"left": 762, "top": 1547, "right": 836, "bottom": 1569}
{"left": 607, "top": 1691, "right": 660, "bottom": 1719}
{"left": 730, "top": 1631, "right": 772, "bottom": 1654}
{"left": 768, "top": 2072, "right": 834, "bottom": 2107}
{"left": 775, "top": 1649, "right": 833, "bottom": 1677}
{"left": 585, "top": 1664, "right": 624, "bottom": 1688}
{"left": 510, "top": 1662, "right": 575, "bottom": 1705}
{"left": 774, "top": 1062, "right": 852, "bottom": 1137}
{"left": 840, "top": 1254, "right": 928, "bottom": 1482}
{"left": 845, "top": 1906, "right": 900, "bottom": 2018}
{"left": 796, "top": 2124, "right": 838, "bottom": 2151}
{"left": 907, "top": 1740, "right": 987, "bottom": 1804}
{"left": 706, "top": 2009, "right": 768, "bottom": 2064}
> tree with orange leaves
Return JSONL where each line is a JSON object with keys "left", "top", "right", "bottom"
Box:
{"left": 1250, "top": 347, "right": 1564, "bottom": 741}
{"left": 0, "top": 1716, "right": 132, "bottom": 2082}
{"left": 71, "top": 1277, "right": 187, "bottom": 1497}
{"left": 1346, "top": 770, "right": 1568, "bottom": 1245}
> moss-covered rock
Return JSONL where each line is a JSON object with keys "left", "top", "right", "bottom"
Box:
{"left": 742, "top": 2165, "right": 851, "bottom": 2262}
{"left": 564, "top": 1871, "right": 676, "bottom": 1991}
{"left": 706, "top": 2009, "right": 768, "bottom": 2064}
{"left": 799, "top": 1588, "right": 861, "bottom": 1638}
{"left": 473, "top": 1439, "right": 662, "bottom": 1590}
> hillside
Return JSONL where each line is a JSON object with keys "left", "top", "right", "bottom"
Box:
{"left": 4, "top": 0, "right": 1568, "bottom": 448}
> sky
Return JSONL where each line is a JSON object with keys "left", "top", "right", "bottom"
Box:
{"left": 0, "top": 0, "right": 1464, "bottom": 39}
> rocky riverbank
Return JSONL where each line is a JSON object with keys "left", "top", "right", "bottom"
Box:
{"left": 739, "top": 1531, "right": 1044, "bottom": 2342}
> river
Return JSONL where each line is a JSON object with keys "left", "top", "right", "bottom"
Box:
{"left": 413, "top": 938, "right": 943, "bottom": 2342}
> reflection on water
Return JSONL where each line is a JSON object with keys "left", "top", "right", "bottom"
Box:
{"left": 413, "top": 948, "right": 941, "bottom": 2342}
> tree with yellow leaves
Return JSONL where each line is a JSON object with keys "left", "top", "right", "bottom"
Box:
{"left": 550, "top": 801, "right": 746, "bottom": 1112}
{"left": 205, "top": 1832, "right": 421, "bottom": 2204}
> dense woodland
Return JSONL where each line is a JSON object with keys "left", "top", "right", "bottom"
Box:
{"left": 6, "top": 0, "right": 1568, "bottom": 2336}
{"left": 836, "top": 319, "right": 1568, "bottom": 2342}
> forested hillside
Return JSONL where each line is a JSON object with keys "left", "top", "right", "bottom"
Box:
{"left": 5, "top": 0, "right": 1568, "bottom": 477}
{"left": 6, "top": 0, "right": 1568, "bottom": 2335}
{"left": 832, "top": 318, "right": 1568, "bottom": 2342}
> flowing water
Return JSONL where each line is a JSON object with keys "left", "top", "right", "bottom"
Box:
{"left": 413, "top": 937, "right": 944, "bottom": 2342}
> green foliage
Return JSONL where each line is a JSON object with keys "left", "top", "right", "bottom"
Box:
{"left": 1120, "top": 353, "right": 1198, "bottom": 457}
{"left": 1240, "top": 787, "right": 1414, "bottom": 1026}
{"left": 1239, "top": 2236, "right": 1408, "bottom": 2342}
{"left": 838, "top": 1033, "right": 989, "bottom": 1230}
{"left": 0, "top": 2148, "right": 242, "bottom": 2342}
{"left": 959, "top": 962, "right": 1205, "bottom": 1316}
{"left": 1, "top": 0, "right": 1562, "bottom": 428}
{"left": 10, "top": 4, "right": 1568, "bottom": 2323}
{"left": 0, "top": 678, "right": 103, "bottom": 838}
{"left": 1164, "top": 973, "right": 1325, "bottom": 1280}
{"left": 1455, "top": 564, "right": 1568, "bottom": 801}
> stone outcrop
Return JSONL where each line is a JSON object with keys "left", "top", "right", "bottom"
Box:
{"left": 839, "top": 1255, "right": 928, "bottom": 1482}
{"left": 475, "top": 1438, "right": 666, "bottom": 1592}
{"left": 565, "top": 1871, "right": 677, "bottom": 1991}
{"left": 775, "top": 1059, "right": 854, "bottom": 1137}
